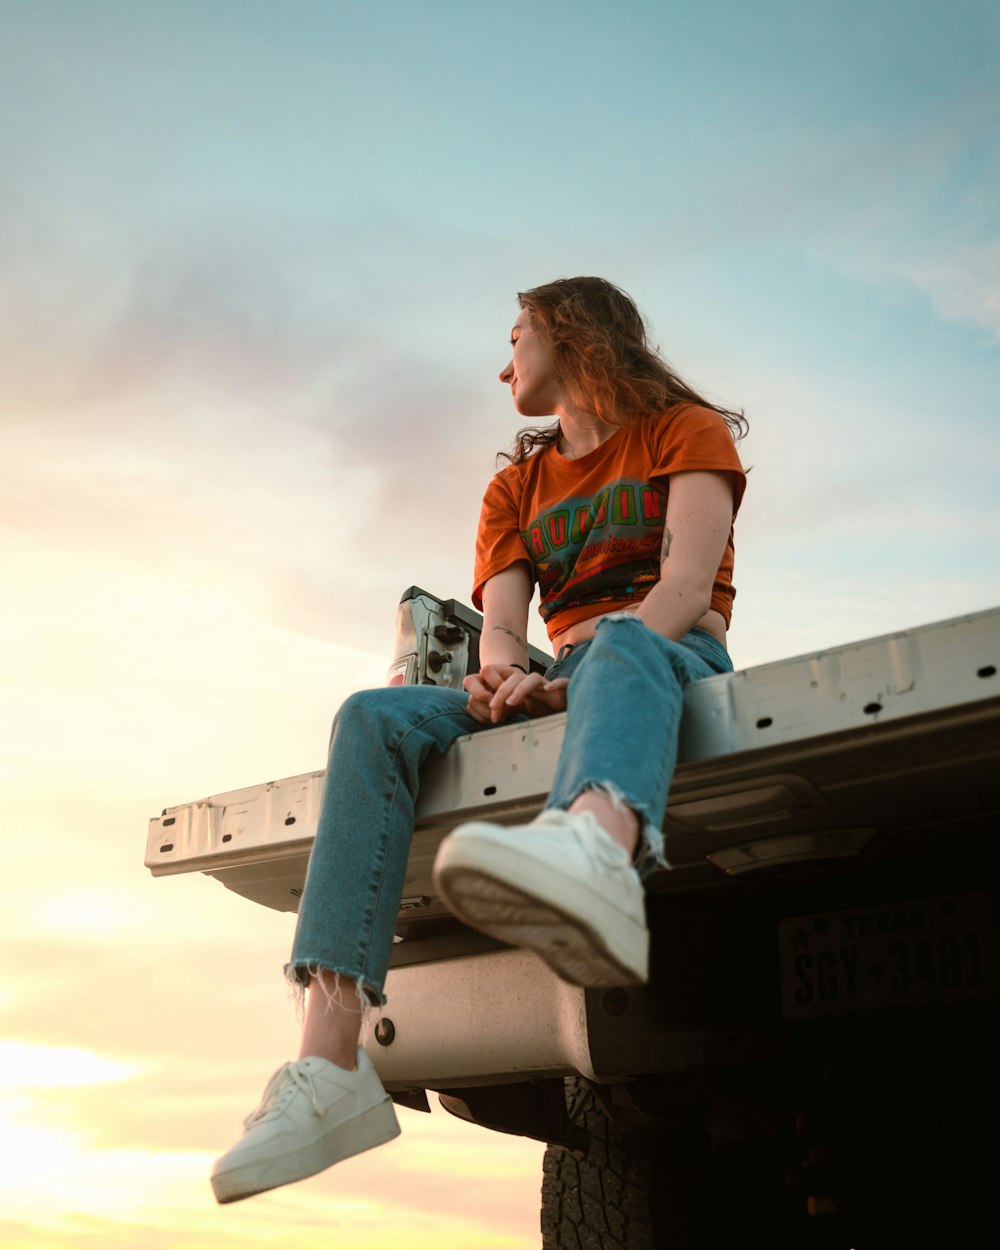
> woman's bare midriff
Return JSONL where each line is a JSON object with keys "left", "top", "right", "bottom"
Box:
{"left": 553, "top": 606, "right": 728, "bottom": 650}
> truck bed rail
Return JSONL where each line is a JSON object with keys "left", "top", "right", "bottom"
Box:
{"left": 146, "top": 609, "right": 1000, "bottom": 943}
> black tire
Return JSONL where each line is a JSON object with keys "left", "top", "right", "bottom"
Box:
{"left": 541, "top": 1071, "right": 993, "bottom": 1250}
{"left": 540, "top": 1077, "right": 657, "bottom": 1250}
{"left": 540, "top": 1078, "right": 808, "bottom": 1250}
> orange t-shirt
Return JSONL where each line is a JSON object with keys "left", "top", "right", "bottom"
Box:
{"left": 473, "top": 404, "right": 747, "bottom": 643}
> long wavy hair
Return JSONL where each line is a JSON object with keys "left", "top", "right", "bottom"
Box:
{"left": 498, "top": 276, "right": 748, "bottom": 465}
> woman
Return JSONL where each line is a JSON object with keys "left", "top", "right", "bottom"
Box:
{"left": 211, "top": 276, "right": 747, "bottom": 1204}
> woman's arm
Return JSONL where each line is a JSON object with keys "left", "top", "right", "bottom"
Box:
{"left": 635, "top": 470, "right": 735, "bottom": 641}
{"left": 464, "top": 563, "right": 533, "bottom": 724}
{"left": 465, "top": 562, "right": 571, "bottom": 724}
{"left": 478, "top": 562, "right": 533, "bottom": 669}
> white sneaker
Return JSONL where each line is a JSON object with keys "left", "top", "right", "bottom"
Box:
{"left": 432, "top": 808, "right": 649, "bottom": 986}
{"left": 211, "top": 1047, "right": 400, "bottom": 1204}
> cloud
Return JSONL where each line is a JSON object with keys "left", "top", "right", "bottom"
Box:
{"left": 1, "top": 215, "right": 520, "bottom": 658}
{"left": 0, "top": 1043, "right": 134, "bottom": 1089}
{"left": 0, "top": 1075, "right": 542, "bottom": 1249}
{"left": 0, "top": 556, "right": 389, "bottom": 793}
{"left": 906, "top": 242, "right": 1000, "bottom": 341}
{"left": 798, "top": 84, "right": 1000, "bottom": 342}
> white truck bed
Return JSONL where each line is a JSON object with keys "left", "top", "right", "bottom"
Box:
{"left": 146, "top": 608, "right": 1000, "bottom": 927}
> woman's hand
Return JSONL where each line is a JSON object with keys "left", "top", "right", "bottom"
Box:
{"left": 465, "top": 665, "right": 569, "bottom": 725}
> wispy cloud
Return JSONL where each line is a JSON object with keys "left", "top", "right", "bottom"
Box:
{"left": 906, "top": 241, "right": 1000, "bottom": 341}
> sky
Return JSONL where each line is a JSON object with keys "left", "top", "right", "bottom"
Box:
{"left": 1, "top": 0, "right": 998, "bottom": 1246}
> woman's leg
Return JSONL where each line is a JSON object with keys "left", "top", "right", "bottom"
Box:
{"left": 568, "top": 788, "right": 639, "bottom": 857}
{"left": 433, "top": 617, "right": 732, "bottom": 984}
{"left": 545, "top": 615, "right": 732, "bottom": 874}
{"left": 213, "top": 682, "right": 498, "bottom": 1203}
{"left": 298, "top": 971, "right": 365, "bottom": 1069}
{"left": 286, "top": 683, "right": 494, "bottom": 1006}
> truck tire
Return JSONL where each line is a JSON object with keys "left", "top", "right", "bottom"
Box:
{"left": 540, "top": 1078, "right": 807, "bottom": 1250}
{"left": 540, "top": 1076, "right": 657, "bottom": 1250}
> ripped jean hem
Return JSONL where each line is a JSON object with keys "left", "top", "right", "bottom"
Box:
{"left": 284, "top": 961, "right": 387, "bottom": 1015}
{"left": 545, "top": 780, "right": 670, "bottom": 879}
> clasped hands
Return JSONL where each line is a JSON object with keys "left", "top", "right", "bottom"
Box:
{"left": 464, "top": 663, "right": 569, "bottom": 725}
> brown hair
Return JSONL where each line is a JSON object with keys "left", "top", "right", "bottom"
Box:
{"left": 499, "top": 276, "right": 748, "bottom": 465}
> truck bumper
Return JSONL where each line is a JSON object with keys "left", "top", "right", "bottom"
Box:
{"left": 361, "top": 949, "right": 596, "bottom": 1090}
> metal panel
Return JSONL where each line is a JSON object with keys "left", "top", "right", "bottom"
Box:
{"left": 361, "top": 950, "right": 595, "bottom": 1089}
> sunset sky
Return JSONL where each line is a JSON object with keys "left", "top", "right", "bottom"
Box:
{"left": 2, "top": 1, "right": 998, "bottom": 1247}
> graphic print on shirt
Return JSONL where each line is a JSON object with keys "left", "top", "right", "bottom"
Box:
{"left": 521, "top": 478, "right": 666, "bottom": 624}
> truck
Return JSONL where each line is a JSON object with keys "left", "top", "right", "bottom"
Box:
{"left": 145, "top": 587, "right": 1000, "bottom": 1249}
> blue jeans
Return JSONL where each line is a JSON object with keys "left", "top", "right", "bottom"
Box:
{"left": 287, "top": 615, "right": 732, "bottom": 1004}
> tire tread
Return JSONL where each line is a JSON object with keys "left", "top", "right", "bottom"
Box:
{"left": 540, "top": 1077, "right": 654, "bottom": 1250}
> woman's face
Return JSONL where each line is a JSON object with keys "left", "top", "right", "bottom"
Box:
{"left": 499, "top": 308, "right": 562, "bottom": 417}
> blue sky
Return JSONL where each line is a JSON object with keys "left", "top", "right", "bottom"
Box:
{"left": 1, "top": 2, "right": 998, "bottom": 1247}
{"left": 4, "top": 0, "right": 998, "bottom": 664}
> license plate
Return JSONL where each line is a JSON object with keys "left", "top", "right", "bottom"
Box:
{"left": 778, "top": 892, "right": 998, "bottom": 1021}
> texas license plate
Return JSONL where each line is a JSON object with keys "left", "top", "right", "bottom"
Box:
{"left": 778, "top": 892, "right": 998, "bottom": 1021}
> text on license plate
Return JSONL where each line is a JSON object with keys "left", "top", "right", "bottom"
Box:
{"left": 778, "top": 892, "right": 998, "bottom": 1021}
